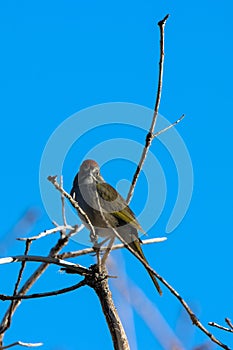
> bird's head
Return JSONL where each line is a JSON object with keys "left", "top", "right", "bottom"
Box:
{"left": 78, "top": 159, "right": 104, "bottom": 185}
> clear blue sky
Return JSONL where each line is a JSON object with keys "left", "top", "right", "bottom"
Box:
{"left": 0, "top": 1, "right": 233, "bottom": 349}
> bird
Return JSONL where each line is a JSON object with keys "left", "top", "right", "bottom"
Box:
{"left": 70, "top": 159, "right": 162, "bottom": 295}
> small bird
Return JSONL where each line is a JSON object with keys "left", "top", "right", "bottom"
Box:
{"left": 70, "top": 159, "right": 162, "bottom": 295}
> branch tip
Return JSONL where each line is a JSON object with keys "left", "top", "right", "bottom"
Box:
{"left": 158, "top": 14, "right": 170, "bottom": 27}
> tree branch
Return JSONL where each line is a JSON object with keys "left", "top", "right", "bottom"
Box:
{"left": 0, "top": 255, "right": 89, "bottom": 276}
{"left": 0, "top": 234, "right": 70, "bottom": 343}
{"left": 209, "top": 320, "right": 233, "bottom": 333}
{"left": 0, "top": 280, "right": 86, "bottom": 301}
{"left": 59, "top": 237, "right": 167, "bottom": 259}
{"left": 126, "top": 14, "right": 170, "bottom": 204}
{"left": 47, "top": 176, "right": 97, "bottom": 244}
{"left": 17, "top": 225, "right": 75, "bottom": 241}
{"left": 86, "top": 265, "right": 129, "bottom": 350}
{"left": 152, "top": 114, "right": 185, "bottom": 139}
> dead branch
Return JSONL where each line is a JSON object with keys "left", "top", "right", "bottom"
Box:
{"left": 126, "top": 14, "right": 170, "bottom": 204}
{"left": 209, "top": 320, "right": 233, "bottom": 333}
{"left": 0, "top": 280, "right": 86, "bottom": 301}
{"left": 225, "top": 318, "right": 233, "bottom": 329}
{"left": 86, "top": 264, "right": 129, "bottom": 350}
{"left": 5, "top": 240, "right": 32, "bottom": 333}
{"left": 16, "top": 225, "right": 75, "bottom": 241}
{"left": 0, "top": 255, "right": 88, "bottom": 276}
{"left": 0, "top": 234, "right": 70, "bottom": 344}
{"left": 59, "top": 237, "right": 167, "bottom": 259}
{"left": 47, "top": 175, "right": 97, "bottom": 243}
{"left": 152, "top": 114, "right": 185, "bottom": 139}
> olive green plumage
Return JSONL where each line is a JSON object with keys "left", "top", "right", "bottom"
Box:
{"left": 70, "top": 159, "right": 162, "bottom": 295}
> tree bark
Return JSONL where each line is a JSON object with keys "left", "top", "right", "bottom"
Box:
{"left": 87, "top": 265, "right": 129, "bottom": 350}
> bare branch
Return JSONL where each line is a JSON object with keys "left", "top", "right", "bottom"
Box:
{"left": 60, "top": 176, "right": 67, "bottom": 228}
{"left": 225, "top": 318, "right": 233, "bottom": 329}
{"left": 209, "top": 321, "right": 233, "bottom": 333}
{"left": 101, "top": 237, "right": 115, "bottom": 266}
{"left": 17, "top": 225, "right": 72, "bottom": 241}
{"left": 0, "top": 234, "right": 70, "bottom": 340}
{"left": 86, "top": 265, "right": 129, "bottom": 350}
{"left": 59, "top": 237, "right": 167, "bottom": 259}
{"left": 0, "top": 255, "right": 89, "bottom": 276}
{"left": 0, "top": 280, "right": 86, "bottom": 301}
{"left": 5, "top": 240, "right": 32, "bottom": 332}
{"left": 126, "top": 14, "right": 170, "bottom": 204}
{"left": 152, "top": 114, "right": 185, "bottom": 139}
{"left": 47, "top": 176, "right": 97, "bottom": 243}
{"left": 0, "top": 341, "right": 43, "bottom": 349}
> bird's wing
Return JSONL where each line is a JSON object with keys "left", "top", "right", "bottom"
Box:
{"left": 96, "top": 182, "right": 144, "bottom": 233}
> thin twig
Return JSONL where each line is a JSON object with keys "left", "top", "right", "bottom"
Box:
{"left": 47, "top": 176, "right": 97, "bottom": 243}
{"left": 0, "top": 341, "right": 43, "bottom": 349}
{"left": 126, "top": 14, "right": 169, "bottom": 204}
{"left": 59, "top": 237, "right": 167, "bottom": 259}
{"left": 0, "top": 234, "right": 70, "bottom": 341}
{"left": 0, "top": 255, "right": 89, "bottom": 276}
{"left": 109, "top": 255, "right": 185, "bottom": 350}
{"left": 101, "top": 237, "right": 115, "bottom": 266}
{"left": 6, "top": 240, "right": 32, "bottom": 331}
{"left": 60, "top": 176, "right": 67, "bottom": 227}
{"left": 152, "top": 114, "right": 185, "bottom": 139}
{"left": 17, "top": 225, "right": 74, "bottom": 241}
{"left": 13, "top": 240, "right": 32, "bottom": 295}
{"left": 0, "top": 280, "right": 86, "bottom": 301}
{"left": 209, "top": 321, "right": 233, "bottom": 333}
{"left": 225, "top": 318, "right": 233, "bottom": 329}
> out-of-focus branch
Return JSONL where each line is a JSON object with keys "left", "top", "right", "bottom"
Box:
{"left": 109, "top": 255, "right": 185, "bottom": 350}
{"left": 126, "top": 14, "right": 170, "bottom": 204}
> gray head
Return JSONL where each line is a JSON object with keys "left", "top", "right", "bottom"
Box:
{"left": 74, "top": 159, "right": 103, "bottom": 185}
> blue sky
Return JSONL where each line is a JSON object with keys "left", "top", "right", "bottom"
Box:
{"left": 0, "top": 1, "right": 233, "bottom": 349}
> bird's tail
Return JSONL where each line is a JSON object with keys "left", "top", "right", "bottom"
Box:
{"left": 128, "top": 240, "right": 162, "bottom": 296}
